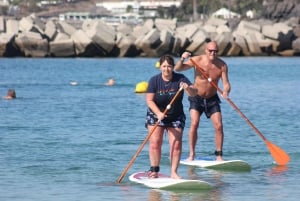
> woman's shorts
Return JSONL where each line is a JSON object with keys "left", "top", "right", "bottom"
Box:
{"left": 145, "top": 110, "right": 186, "bottom": 129}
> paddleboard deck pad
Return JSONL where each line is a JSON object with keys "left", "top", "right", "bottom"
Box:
{"left": 129, "top": 171, "right": 212, "bottom": 190}
{"left": 180, "top": 157, "right": 251, "bottom": 172}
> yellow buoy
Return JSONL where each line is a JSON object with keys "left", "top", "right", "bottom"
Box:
{"left": 135, "top": 81, "right": 148, "bottom": 93}
{"left": 155, "top": 61, "right": 160, "bottom": 68}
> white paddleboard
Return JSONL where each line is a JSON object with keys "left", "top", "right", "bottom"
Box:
{"left": 180, "top": 157, "right": 251, "bottom": 172}
{"left": 129, "top": 171, "right": 212, "bottom": 190}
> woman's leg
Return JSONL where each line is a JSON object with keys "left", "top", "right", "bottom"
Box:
{"left": 167, "top": 127, "right": 183, "bottom": 179}
{"left": 148, "top": 126, "right": 164, "bottom": 177}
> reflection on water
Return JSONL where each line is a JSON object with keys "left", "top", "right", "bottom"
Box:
{"left": 268, "top": 165, "right": 289, "bottom": 176}
{"left": 148, "top": 189, "right": 216, "bottom": 201}
{"left": 186, "top": 166, "right": 227, "bottom": 187}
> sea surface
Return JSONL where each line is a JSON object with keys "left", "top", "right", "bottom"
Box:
{"left": 0, "top": 57, "right": 299, "bottom": 201}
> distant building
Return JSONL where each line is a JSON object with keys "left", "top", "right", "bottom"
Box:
{"left": 0, "top": 0, "right": 9, "bottom": 6}
{"left": 59, "top": 12, "right": 104, "bottom": 21}
{"left": 57, "top": 0, "right": 181, "bottom": 25}
{"left": 37, "top": 1, "right": 60, "bottom": 7}
{"left": 246, "top": 9, "right": 255, "bottom": 19}
{"left": 58, "top": 11, "right": 143, "bottom": 26}
{"left": 101, "top": 13, "right": 143, "bottom": 26}
{"left": 97, "top": 0, "right": 182, "bottom": 16}
{"left": 212, "top": 8, "right": 241, "bottom": 19}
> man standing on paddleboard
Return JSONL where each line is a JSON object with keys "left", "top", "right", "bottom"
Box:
{"left": 175, "top": 41, "right": 231, "bottom": 161}
{"left": 145, "top": 55, "right": 197, "bottom": 179}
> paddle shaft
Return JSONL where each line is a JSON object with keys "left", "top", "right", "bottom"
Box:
{"left": 116, "top": 87, "right": 183, "bottom": 183}
{"left": 190, "top": 59, "right": 269, "bottom": 141}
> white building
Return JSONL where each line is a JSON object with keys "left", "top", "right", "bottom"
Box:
{"left": 96, "top": 0, "right": 182, "bottom": 15}
{"left": 0, "top": 0, "right": 9, "bottom": 6}
{"left": 59, "top": 0, "right": 182, "bottom": 24}
{"left": 246, "top": 9, "right": 255, "bottom": 19}
{"left": 212, "top": 8, "right": 241, "bottom": 19}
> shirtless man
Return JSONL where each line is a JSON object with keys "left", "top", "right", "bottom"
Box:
{"left": 174, "top": 41, "right": 231, "bottom": 161}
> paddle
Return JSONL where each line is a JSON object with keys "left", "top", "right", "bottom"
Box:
{"left": 116, "top": 86, "right": 184, "bottom": 183}
{"left": 190, "top": 58, "right": 290, "bottom": 166}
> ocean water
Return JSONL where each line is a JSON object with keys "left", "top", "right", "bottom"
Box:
{"left": 0, "top": 57, "right": 299, "bottom": 201}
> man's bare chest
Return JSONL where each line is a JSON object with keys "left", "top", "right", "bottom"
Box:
{"left": 195, "top": 66, "right": 222, "bottom": 81}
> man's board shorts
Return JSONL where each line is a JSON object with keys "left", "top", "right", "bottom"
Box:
{"left": 188, "top": 94, "right": 221, "bottom": 118}
{"left": 145, "top": 109, "right": 186, "bottom": 129}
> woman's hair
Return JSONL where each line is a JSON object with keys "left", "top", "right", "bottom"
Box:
{"left": 159, "top": 55, "right": 174, "bottom": 66}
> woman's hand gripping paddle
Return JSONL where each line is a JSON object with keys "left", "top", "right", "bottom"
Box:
{"left": 190, "top": 58, "right": 290, "bottom": 166}
{"left": 116, "top": 86, "right": 184, "bottom": 183}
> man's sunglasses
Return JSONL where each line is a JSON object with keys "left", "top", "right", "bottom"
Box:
{"left": 208, "top": 49, "right": 218, "bottom": 53}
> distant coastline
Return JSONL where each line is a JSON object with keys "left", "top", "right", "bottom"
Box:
{"left": 0, "top": 14, "right": 299, "bottom": 58}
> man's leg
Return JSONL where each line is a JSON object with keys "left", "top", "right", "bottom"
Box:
{"left": 188, "top": 109, "right": 200, "bottom": 160}
{"left": 210, "top": 112, "right": 224, "bottom": 161}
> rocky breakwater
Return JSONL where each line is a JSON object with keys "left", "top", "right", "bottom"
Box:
{"left": 0, "top": 14, "right": 299, "bottom": 57}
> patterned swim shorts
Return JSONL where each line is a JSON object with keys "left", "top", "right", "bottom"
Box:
{"left": 145, "top": 109, "right": 186, "bottom": 129}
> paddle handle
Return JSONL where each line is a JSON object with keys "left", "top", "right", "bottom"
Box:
{"left": 116, "top": 86, "right": 183, "bottom": 183}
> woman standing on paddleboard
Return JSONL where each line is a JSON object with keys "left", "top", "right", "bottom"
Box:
{"left": 145, "top": 55, "right": 197, "bottom": 179}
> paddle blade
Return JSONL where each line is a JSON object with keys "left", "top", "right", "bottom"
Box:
{"left": 265, "top": 140, "right": 290, "bottom": 165}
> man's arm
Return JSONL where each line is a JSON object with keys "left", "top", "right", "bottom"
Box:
{"left": 174, "top": 52, "right": 193, "bottom": 72}
{"left": 221, "top": 64, "right": 231, "bottom": 98}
